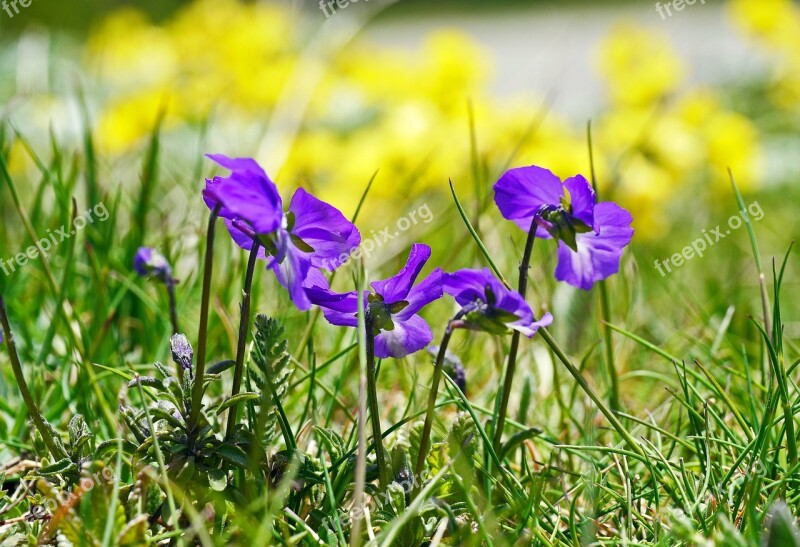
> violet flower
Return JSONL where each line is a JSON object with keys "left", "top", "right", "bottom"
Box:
{"left": 203, "top": 154, "right": 360, "bottom": 311}
{"left": 443, "top": 268, "right": 552, "bottom": 337}
{"left": 493, "top": 166, "right": 633, "bottom": 290}
{"left": 170, "top": 333, "right": 194, "bottom": 379}
{"left": 134, "top": 247, "right": 174, "bottom": 285}
{"left": 306, "top": 243, "right": 443, "bottom": 359}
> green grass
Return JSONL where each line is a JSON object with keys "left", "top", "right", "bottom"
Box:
{"left": 1, "top": 107, "right": 800, "bottom": 546}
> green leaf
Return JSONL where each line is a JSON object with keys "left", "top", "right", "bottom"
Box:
{"left": 207, "top": 359, "right": 236, "bottom": 375}
{"left": 128, "top": 376, "right": 166, "bottom": 391}
{"left": 37, "top": 457, "right": 77, "bottom": 476}
{"left": 313, "top": 426, "right": 346, "bottom": 463}
{"left": 215, "top": 392, "right": 260, "bottom": 415}
{"left": 215, "top": 444, "right": 250, "bottom": 470}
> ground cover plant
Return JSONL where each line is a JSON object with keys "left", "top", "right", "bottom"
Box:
{"left": 2, "top": 0, "right": 800, "bottom": 545}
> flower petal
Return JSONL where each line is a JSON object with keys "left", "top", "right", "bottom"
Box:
{"left": 563, "top": 175, "right": 596, "bottom": 229}
{"left": 510, "top": 311, "right": 553, "bottom": 338}
{"left": 224, "top": 219, "right": 269, "bottom": 260}
{"left": 269, "top": 247, "right": 313, "bottom": 311}
{"left": 442, "top": 267, "right": 496, "bottom": 306}
{"left": 206, "top": 154, "right": 283, "bottom": 234}
{"left": 371, "top": 243, "right": 431, "bottom": 302}
{"left": 554, "top": 201, "right": 634, "bottom": 290}
{"left": 288, "top": 188, "right": 361, "bottom": 270}
{"left": 493, "top": 165, "right": 564, "bottom": 236}
{"left": 374, "top": 314, "right": 433, "bottom": 359}
{"left": 395, "top": 267, "right": 443, "bottom": 320}
{"left": 305, "top": 280, "right": 362, "bottom": 327}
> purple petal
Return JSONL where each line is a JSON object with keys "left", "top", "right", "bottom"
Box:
{"left": 305, "top": 282, "right": 362, "bottom": 327}
{"left": 304, "top": 267, "right": 330, "bottom": 290}
{"left": 205, "top": 154, "right": 283, "bottom": 234}
{"left": 371, "top": 243, "right": 431, "bottom": 303}
{"left": 444, "top": 267, "right": 548, "bottom": 336}
{"left": 269, "top": 247, "right": 313, "bottom": 311}
{"left": 493, "top": 165, "right": 564, "bottom": 237}
{"left": 511, "top": 311, "right": 553, "bottom": 338}
{"left": 288, "top": 188, "right": 361, "bottom": 269}
{"left": 374, "top": 314, "right": 433, "bottom": 359}
{"left": 395, "top": 267, "right": 443, "bottom": 320}
{"left": 442, "top": 267, "right": 498, "bottom": 306}
{"left": 554, "top": 201, "right": 634, "bottom": 290}
{"left": 563, "top": 175, "right": 596, "bottom": 229}
{"left": 224, "top": 219, "right": 269, "bottom": 260}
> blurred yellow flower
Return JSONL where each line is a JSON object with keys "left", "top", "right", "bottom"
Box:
{"left": 70, "top": 1, "right": 764, "bottom": 240}
{"left": 596, "top": 24, "right": 684, "bottom": 107}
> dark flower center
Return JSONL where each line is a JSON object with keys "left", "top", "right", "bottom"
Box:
{"left": 535, "top": 204, "right": 592, "bottom": 252}
{"left": 365, "top": 293, "right": 409, "bottom": 334}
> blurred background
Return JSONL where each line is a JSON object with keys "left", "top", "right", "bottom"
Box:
{"left": 0, "top": 0, "right": 798, "bottom": 396}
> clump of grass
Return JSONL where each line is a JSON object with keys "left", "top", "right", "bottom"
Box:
{"left": 1, "top": 115, "right": 799, "bottom": 547}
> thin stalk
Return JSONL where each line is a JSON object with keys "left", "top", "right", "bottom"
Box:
{"left": 166, "top": 280, "right": 182, "bottom": 382}
{"left": 492, "top": 217, "right": 536, "bottom": 451}
{"left": 188, "top": 206, "right": 220, "bottom": 431}
{"left": 0, "top": 297, "right": 67, "bottom": 459}
{"left": 166, "top": 281, "right": 179, "bottom": 335}
{"left": 351, "top": 266, "right": 368, "bottom": 547}
{"left": 415, "top": 322, "right": 455, "bottom": 478}
{"left": 365, "top": 315, "right": 391, "bottom": 489}
{"left": 588, "top": 120, "right": 620, "bottom": 411}
{"left": 225, "top": 240, "right": 261, "bottom": 438}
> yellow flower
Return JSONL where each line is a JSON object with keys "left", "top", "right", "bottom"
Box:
{"left": 597, "top": 24, "right": 684, "bottom": 107}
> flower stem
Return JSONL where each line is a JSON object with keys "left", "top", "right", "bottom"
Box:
{"left": 0, "top": 297, "right": 66, "bottom": 459}
{"left": 188, "top": 206, "right": 219, "bottom": 432}
{"left": 492, "top": 218, "right": 537, "bottom": 452}
{"left": 167, "top": 281, "right": 180, "bottom": 335}
{"left": 598, "top": 281, "right": 620, "bottom": 411}
{"left": 166, "top": 280, "right": 182, "bottom": 381}
{"left": 225, "top": 241, "right": 261, "bottom": 438}
{"left": 365, "top": 315, "right": 391, "bottom": 489}
{"left": 415, "top": 322, "right": 454, "bottom": 479}
{"left": 587, "top": 121, "right": 620, "bottom": 412}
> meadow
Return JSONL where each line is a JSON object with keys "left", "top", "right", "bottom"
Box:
{"left": 1, "top": 0, "right": 800, "bottom": 545}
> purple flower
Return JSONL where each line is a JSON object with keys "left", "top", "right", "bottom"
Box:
{"left": 443, "top": 268, "right": 552, "bottom": 337}
{"left": 203, "top": 155, "right": 360, "bottom": 311}
{"left": 170, "top": 333, "right": 194, "bottom": 378}
{"left": 493, "top": 166, "right": 633, "bottom": 290}
{"left": 203, "top": 154, "right": 283, "bottom": 234}
{"left": 306, "top": 243, "right": 443, "bottom": 359}
{"left": 134, "top": 247, "right": 173, "bottom": 284}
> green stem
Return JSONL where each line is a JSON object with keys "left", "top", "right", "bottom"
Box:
{"left": 493, "top": 217, "right": 536, "bottom": 451}
{"left": 598, "top": 281, "right": 620, "bottom": 411}
{"left": 415, "top": 322, "right": 454, "bottom": 478}
{"left": 0, "top": 297, "right": 66, "bottom": 459}
{"left": 587, "top": 120, "right": 620, "bottom": 412}
{"left": 365, "top": 315, "right": 391, "bottom": 488}
{"left": 188, "top": 206, "right": 219, "bottom": 432}
{"left": 166, "top": 280, "right": 182, "bottom": 382}
{"left": 225, "top": 240, "right": 261, "bottom": 439}
{"left": 167, "top": 281, "right": 179, "bottom": 336}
